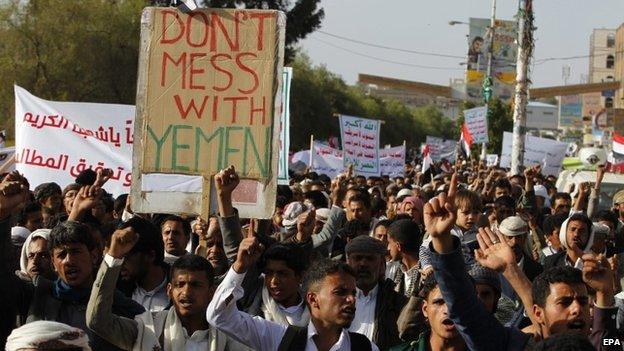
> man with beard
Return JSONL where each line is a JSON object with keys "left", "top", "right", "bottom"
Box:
{"left": 207, "top": 238, "right": 379, "bottom": 350}
{"left": 390, "top": 275, "right": 467, "bottom": 351}
{"left": 87, "top": 227, "right": 248, "bottom": 350}
{"left": 115, "top": 216, "right": 170, "bottom": 312}
{"left": 498, "top": 216, "right": 543, "bottom": 293}
{"left": 161, "top": 215, "right": 192, "bottom": 265}
{"left": 544, "top": 213, "right": 595, "bottom": 269}
{"left": 345, "top": 235, "right": 406, "bottom": 350}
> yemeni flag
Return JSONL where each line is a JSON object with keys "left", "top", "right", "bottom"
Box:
{"left": 460, "top": 123, "right": 473, "bottom": 159}
{"left": 422, "top": 144, "right": 433, "bottom": 174}
{"left": 606, "top": 132, "right": 624, "bottom": 173}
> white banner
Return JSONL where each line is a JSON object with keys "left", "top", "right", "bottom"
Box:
{"left": 464, "top": 106, "right": 489, "bottom": 144}
{"left": 499, "top": 132, "right": 567, "bottom": 176}
{"left": 277, "top": 67, "right": 292, "bottom": 185}
{"left": 339, "top": 115, "right": 380, "bottom": 176}
{"left": 379, "top": 145, "right": 405, "bottom": 177}
{"left": 311, "top": 141, "right": 344, "bottom": 179}
{"left": 486, "top": 154, "right": 499, "bottom": 167}
{"left": 15, "top": 85, "right": 134, "bottom": 196}
{"left": 426, "top": 136, "right": 457, "bottom": 162}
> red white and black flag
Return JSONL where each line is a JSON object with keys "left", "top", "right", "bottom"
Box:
{"left": 460, "top": 123, "right": 473, "bottom": 159}
{"left": 606, "top": 132, "right": 624, "bottom": 173}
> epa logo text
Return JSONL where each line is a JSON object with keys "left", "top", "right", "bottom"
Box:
{"left": 603, "top": 338, "right": 621, "bottom": 346}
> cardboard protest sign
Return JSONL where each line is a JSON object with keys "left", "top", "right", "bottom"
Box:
{"left": 132, "top": 7, "right": 285, "bottom": 218}
{"left": 339, "top": 115, "right": 380, "bottom": 176}
{"left": 277, "top": 67, "right": 292, "bottom": 185}
{"left": 379, "top": 145, "right": 405, "bottom": 177}
{"left": 15, "top": 85, "right": 134, "bottom": 196}
{"left": 464, "top": 106, "right": 489, "bottom": 144}
{"left": 499, "top": 132, "right": 567, "bottom": 176}
{"left": 311, "top": 141, "right": 344, "bottom": 179}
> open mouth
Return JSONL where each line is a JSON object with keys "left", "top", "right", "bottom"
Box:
{"left": 442, "top": 318, "right": 456, "bottom": 330}
{"left": 65, "top": 268, "right": 80, "bottom": 280}
{"left": 179, "top": 299, "right": 194, "bottom": 308}
{"left": 567, "top": 319, "right": 586, "bottom": 330}
{"left": 341, "top": 307, "right": 355, "bottom": 318}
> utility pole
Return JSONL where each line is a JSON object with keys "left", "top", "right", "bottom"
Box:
{"left": 481, "top": 0, "right": 496, "bottom": 161}
{"left": 510, "top": 0, "right": 534, "bottom": 175}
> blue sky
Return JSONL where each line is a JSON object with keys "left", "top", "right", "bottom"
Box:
{"left": 298, "top": 0, "right": 624, "bottom": 88}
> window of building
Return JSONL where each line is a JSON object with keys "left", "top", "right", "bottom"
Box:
{"left": 607, "top": 55, "right": 615, "bottom": 69}
{"left": 607, "top": 34, "right": 615, "bottom": 48}
{"left": 606, "top": 97, "right": 614, "bottom": 108}
{"left": 606, "top": 75, "right": 614, "bottom": 82}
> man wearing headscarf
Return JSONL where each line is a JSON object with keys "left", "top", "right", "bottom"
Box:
{"left": 6, "top": 321, "right": 91, "bottom": 351}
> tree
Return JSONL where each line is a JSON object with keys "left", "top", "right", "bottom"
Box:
{"left": 0, "top": 0, "right": 145, "bottom": 135}
{"left": 205, "top": 0, "right": 324, "bottom": 63}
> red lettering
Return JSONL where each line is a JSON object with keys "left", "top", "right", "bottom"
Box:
{"left": 235, "top": 52, "right": 259, "bottom": 94}
{"left": 212, "top": 95, "right": 219, "bottom": 121}
{"left": 161, "top": 10, "right": 185, "bottom": 44}
{"left": 174, "top": 95, "right": 209, "bottom": 119}
{"left": 224, "top": 96, "right": 246, "bottom": 123}
{"left": 189, "top": 53, "right": 206, "bottom": 90}
{"left": 185, "top": 12, "right": 209, "bottom": 47}
{"left": 248, "top": 12, "right": 274, "bottom": 51}
{"left": 210, "top": 54, "right": 233, "bottom": 92}
{"left": 210, "top": 12, "right": 239, "bottom": 52}
{"left": 161, "top": 52, "right": 187, "bottom": 88}
{"left": 250, "top": 96, "right": 266, "bottom": 125}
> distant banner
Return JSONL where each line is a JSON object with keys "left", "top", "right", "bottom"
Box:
{"left": 499, "top": 132, "right": 567, "bottom": 176}
{"left": 278, "top": 67, "right": 293, "bottom": 185}
{"left": 379, "top": 145, "right": 406, "bottom": 177}
{"left": 339, "top": 114, "right": 380, "bottom": 176}
{"left": 426, "top": 136, "right": 457, "bottom": 162}
{"left": 559, "top": 95, "right": 583, "bottom": 128}
{"left": 311, "top": 141, "right": 344, "bottom": 179}
{"left": 486, "top": 154, "right": 499, "bottom": 167}
{"left": 464, "top": 106, "right": 489, "bottom": 144}
{"left": 15, "top": 85, "right": 133, "bottom": 196}
{"left": 465, "top": 18, "right": 517, "bottom": 102}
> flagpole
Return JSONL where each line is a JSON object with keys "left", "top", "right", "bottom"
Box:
{"left": 309, "top": 134, "right": 314, "bottom": 170}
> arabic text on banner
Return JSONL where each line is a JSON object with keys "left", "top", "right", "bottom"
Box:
{"left": 464, "top": 106, "right": 489, "bottom": 144}
{"left": 15, "top": 85, "right": 134, "bottom": 196}
{"left": 339, "top": 115, "right": 380, "bottom": 176}
{"left": 311, "top": 141, "right": 344, "bottom": 179}
{"left": 425, "top": 136, "right": 457, "bottom": 162}
{"left": 379, "top": 145, "right": 405, "bottom": 177}
{"left": 499, "top": 131, "right": 567, "bottom": 176}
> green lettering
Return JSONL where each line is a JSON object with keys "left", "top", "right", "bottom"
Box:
{"left": 243, "top": 127, "right": 269, "bottom": 178}
{"left": 224, "top": 126, "right": 243, "bottom": 169}
{"left": 195, "top": 126, "right": 224, "bottom": 172}
{"left": 172, "top": 125, "right": 192, "bottom": 171}
{"left": 147, "top": 125, "right": 173, "bottom": 169}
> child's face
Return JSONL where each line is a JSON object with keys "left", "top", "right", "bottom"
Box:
{"left": 456, "top": 204, "right": 480, "bottom": 231}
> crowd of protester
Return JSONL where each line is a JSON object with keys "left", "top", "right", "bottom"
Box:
{"left": 1, "top": 159, "right": 624, "bottom": 350}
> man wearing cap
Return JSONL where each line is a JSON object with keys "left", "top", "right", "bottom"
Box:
{"left": 498, "top": 216, "right": 543, "bottom": 298}
{"left": 346, "top": 235, "right": 407, "bottom": 350}
{"left": 613, "top": 188, "right": 624, "bottom": 233}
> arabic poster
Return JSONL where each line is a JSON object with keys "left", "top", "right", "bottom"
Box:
{"left": 425, "top": 136, "right": 457, "bottom": 162}
{"left": 339, "top": 114, "right": 381, "bottom": 176}
{"left": 486, "top": 154, "right": 499, "bottom": 167}
{"left": 499, "top": 132, "right": 567, "bottom": 176}
{"left": 379, "top": 145, "right": 405, "bottom": 177}
{"left": 15, "top": 85, "right": 134, "bottom": 196}
{"left": 464, "top": 106, "right": 489, "bottom": 144}
{"left": 278, "top": 67, "right": 292, "bottom": 185}
{"left": 311, "top": 141, "right": 344, "bottom": 179}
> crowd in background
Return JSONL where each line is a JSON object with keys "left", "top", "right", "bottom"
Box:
{"left": 1, "top": 158, "right": 624, "bottom": 350}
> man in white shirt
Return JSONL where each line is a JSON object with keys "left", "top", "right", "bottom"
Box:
{"left": 86, "top": 224, "right": 247, "bottom": 351}
{"left": 161, "top": 215, "right": 191, "bottom": 265}
{"left": 206, "top": 229, "right": 379, "bottom": 351}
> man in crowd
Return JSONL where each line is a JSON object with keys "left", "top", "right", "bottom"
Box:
{"left": 161, "top": 215, "right": 191, "bottom": 265}
{"left": 345, "top": 235, "right": 406, "bottom": 349}
{"left": 387, "top": 219, "right": 423, "bottom": 297}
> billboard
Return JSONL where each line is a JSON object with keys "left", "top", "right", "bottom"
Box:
{"left": 559, "top": 95, "right": 583, "bottom": 128}
{"left": 466, "top": 18, "right": 517, "bottom": 102}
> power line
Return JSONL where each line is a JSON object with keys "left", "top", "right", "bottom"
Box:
{"left": 311, "top": 38, "right": 465, "bottom": 71}
{"left": 534, "top": 49, "right": 623, "bottom": 65}
{"left": 316, "top": 30, "right": 466, "bottom": 59}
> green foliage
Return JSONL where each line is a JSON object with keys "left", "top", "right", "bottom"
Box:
{"left": 204, "top": 0, "right": 324, "bottom": 63}
{"left": 289, "top": 54, "right": 456, "bottom": 150}
{"left": 0, "top": 0, "right": 146, "bottom": 135}
{"left": 455, "top": 98, "right": 512, "bottom": 157}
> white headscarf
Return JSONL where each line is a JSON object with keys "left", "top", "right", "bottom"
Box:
{"left": 19, "top": 229, "right": 51, "bottom": 273}
{"left": 6, "top": 320, "right": 91, "bottom": 351}
{"left": 558, "top": 215, "right": 595, "bottom": 252}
